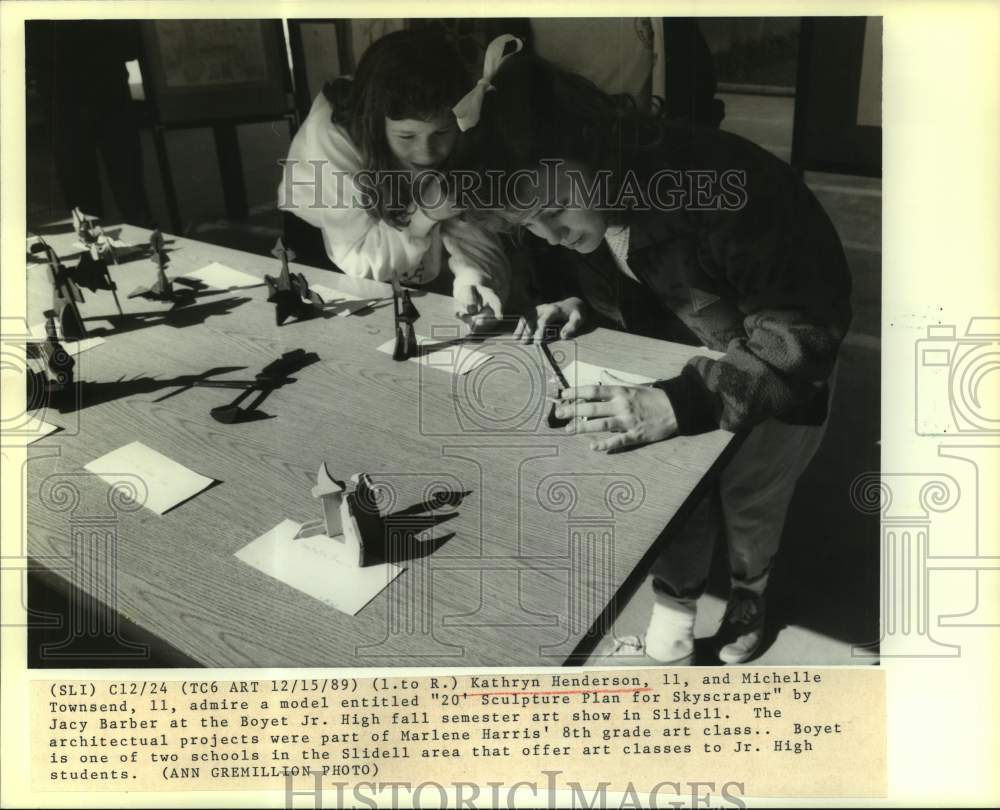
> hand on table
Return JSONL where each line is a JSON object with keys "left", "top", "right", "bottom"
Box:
{"left": 554, "top": 383, "right": 678, "bottom": 452}
{"left": 513, "top": 297, "right": 587, "bottom": 343}
{"left": 454, "top": 283, "right": 504, "bottom": 332}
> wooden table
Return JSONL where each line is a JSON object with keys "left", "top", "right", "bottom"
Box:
{"left": 23, "top": 223, "right": 735, "bottom": 667}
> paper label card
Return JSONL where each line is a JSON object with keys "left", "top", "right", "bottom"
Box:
{"left": 376, "top": 335, "right": 492, "bottom": 375}
{"left": 178, "top": 262, "right": 263, "bottom": 290}
{"left": 28, "top": 324, "right": 106, "bottom": 356}
{"left": 235, "top": 519, "right": 403, "bottom": 615}
{"left": 25, "top": 420, "right": 62, "bottom": 445}
{"left": 560, "top": 351, "right": 724, "bottom": 390}
{"left": 72, "top": 239, "right": 134, "bottom": 252}
{"left": 562, "top": 360, "right": 657, "bottom": 388}
{"left": 84, "top": 441, "right": 216, "bottom": 515}
{"left": 310, "top": 284, "right": 377, "bottom": 317}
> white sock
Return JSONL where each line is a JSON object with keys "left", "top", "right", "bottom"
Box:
{"left": 645, "top": 592, "right": 697, "bottom": 662}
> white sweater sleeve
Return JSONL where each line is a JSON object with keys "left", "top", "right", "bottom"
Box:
{"left": 440, "top": 217, "right": 511, "bottom": 305}
{"left": 277, "top": 93, "right": 436, "bottom": 282}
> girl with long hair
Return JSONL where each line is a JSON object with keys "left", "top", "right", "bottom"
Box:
{"left": 278, "top": 28, "right": 509, "bottom": 319}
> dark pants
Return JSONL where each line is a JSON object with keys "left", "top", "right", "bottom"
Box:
{"left": 651, "top": 396, "right": 833, "bottom": 601}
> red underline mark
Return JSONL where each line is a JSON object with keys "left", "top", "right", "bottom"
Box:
{"left": 467, "top": 688, "right": 652, "bottom": 697}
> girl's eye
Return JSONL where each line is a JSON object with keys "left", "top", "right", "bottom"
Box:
{"left": 395, "top": 134, "right": 414, "bottom": 141}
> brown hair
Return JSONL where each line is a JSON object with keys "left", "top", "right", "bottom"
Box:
{"left": 467, "top": 52, "right": 670, "bottom": 224}
{"left": 323, "top": 29, "right": 471, "bottom": 227}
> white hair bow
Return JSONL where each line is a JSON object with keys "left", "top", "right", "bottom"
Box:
{"left": 452, "top": 34, "right": 524, "bottom": 132}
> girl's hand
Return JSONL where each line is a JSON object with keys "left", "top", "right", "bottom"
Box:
{"left": 554, "top": 384, "right": 678, "bottom": 452}
{"left": 513, "top": 297, "right": 587, "bottom": 343}
{"left": 454, "top": 283, "right": 504, "bottom": 330}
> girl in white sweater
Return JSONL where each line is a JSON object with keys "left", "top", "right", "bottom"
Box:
{"left": 278, "top": 29, "right": 509, "bottom": 320}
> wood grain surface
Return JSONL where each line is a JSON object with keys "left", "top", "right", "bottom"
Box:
{"left": 22, "top": 223, "right": 734, "bottom": 667}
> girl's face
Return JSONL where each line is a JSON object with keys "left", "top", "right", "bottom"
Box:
{"left": 384, "top": 115, "right": 458, "bottom": 173}
{"left": 520, "top": 161, "right": 607, "bottom": 253}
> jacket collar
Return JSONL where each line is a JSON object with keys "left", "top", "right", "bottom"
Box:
{"left": 570, "top": 210, "right": 677, "bottom": 279}
{"left": 621, "top": 206, "right": 685, "bottom": 256}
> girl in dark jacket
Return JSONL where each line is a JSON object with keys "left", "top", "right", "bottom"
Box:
{"left": 463, "top": 50, "right": 852, "bottom": 665}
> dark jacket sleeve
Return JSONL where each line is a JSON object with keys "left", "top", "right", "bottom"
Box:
{"left": 521, "top": 237, "right": 627, "bottom": 333}
{"left": 652, "top": 158, "right": 852, "bottom": 435}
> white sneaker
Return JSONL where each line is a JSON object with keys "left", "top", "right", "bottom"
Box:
{"left": 588, "top": 634, "right": 694, "bottom": 667}
{"left": 717, "top": 588, "right": 766, "bottom": 664}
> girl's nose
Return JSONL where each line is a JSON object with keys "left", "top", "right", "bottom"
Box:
{"left": 415, "top": 141, "right": 439, "bottom": 166}
{"left": 551, "top": 222, "right": 572, "bottom": 246}
{"left": 547, "top": 227, "right": 568, "bottom": 247}
{"left": 533, "top": 221, "right": 560, "bottom": 246}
